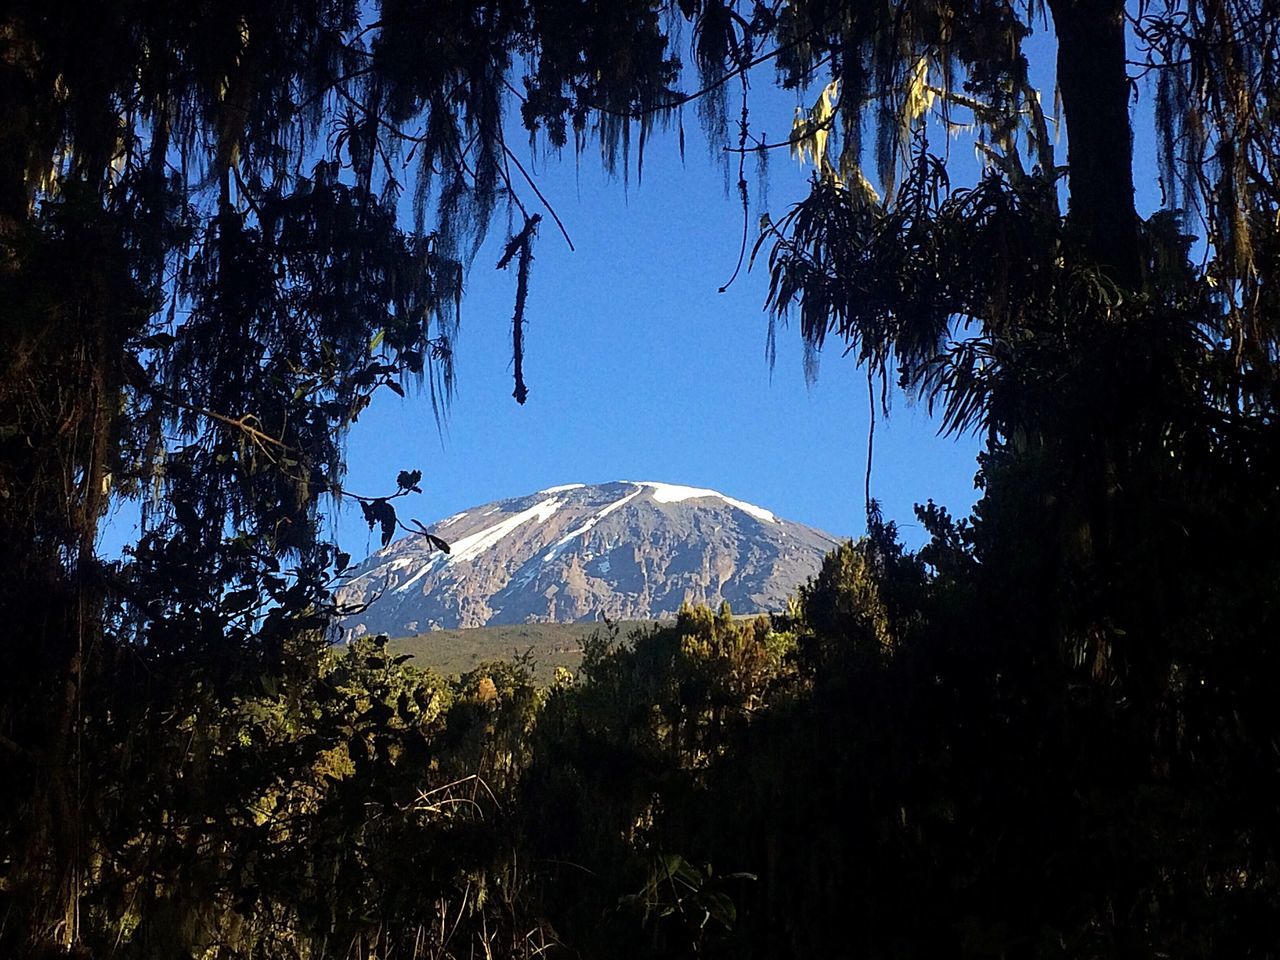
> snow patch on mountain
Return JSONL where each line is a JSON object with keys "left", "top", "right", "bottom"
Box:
{"left": 541, "top": 486, "right": 644, "bottom": 563}
{"left": 392, "top": 553, "right": 446, "bottom": 594}
{"left": 447, "top": 497, "right": 564, "bottom": 564}
{"left": 633, "top": 481, "right": 778, "bottom": 524}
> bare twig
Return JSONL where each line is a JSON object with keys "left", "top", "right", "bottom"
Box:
{"left": 499, "top": 141, "right": 574, "bottom": 251}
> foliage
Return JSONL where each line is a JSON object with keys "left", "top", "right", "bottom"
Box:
{"left": 51, "top": 507, "right": 1272, "bottom": 957}
{"left": 0, "top": 0, "right": 683, "bottom": 950}
{"left": 520, "top": 606, "right": 789, "bottom": 959}
{"left": 70, "top": 633, "right": 559, "bottom": 959}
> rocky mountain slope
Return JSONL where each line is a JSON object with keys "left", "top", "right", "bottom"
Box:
{"left": 335, "top": 481, "right": 843, "bottom": 638}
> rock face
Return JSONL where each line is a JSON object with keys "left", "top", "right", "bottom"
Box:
{"left": 335, "top": 481, "right": 843, "bottom": 638}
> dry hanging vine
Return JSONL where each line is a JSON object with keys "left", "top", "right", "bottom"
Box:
{"left": 498, "top": 214, "right": 541, "bottom": 405}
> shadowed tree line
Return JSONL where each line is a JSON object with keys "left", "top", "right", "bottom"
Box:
{"left": 1, "top": 0, "right": 1279, "bottom": 955}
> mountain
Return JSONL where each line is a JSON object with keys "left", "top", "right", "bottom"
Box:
{"left": 335, "top": 481, "right": 844, "bottom": 638}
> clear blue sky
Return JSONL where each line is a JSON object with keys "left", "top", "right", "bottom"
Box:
{"left": 335, "top": 95, "right": 986, "bottom": 558}
{"left": 102, "top": 25, "right": 1167, "bottom": 562}
{"left": 295, "top": 28, "right": 1164, "bottom": 560}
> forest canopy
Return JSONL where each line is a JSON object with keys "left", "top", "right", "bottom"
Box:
{"left": 1, "top": 0, "right": 1279, "bottom": 956}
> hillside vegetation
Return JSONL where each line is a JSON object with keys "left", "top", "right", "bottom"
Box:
{"left": 388, "top": 620, "right": 663, "bottom": 678}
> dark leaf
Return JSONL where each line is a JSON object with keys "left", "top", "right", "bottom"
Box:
{"left": 361, "top": 498, "right": 398, "bottom": 547}
{"left": 223, "top": 588, "right": 258, "bottom": 612}
{"left": 139, "top": 332, "right": 176, "bottom": 350}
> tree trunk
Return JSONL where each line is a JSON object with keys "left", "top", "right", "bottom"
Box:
{"left": 1048, "top": 0, "right": 1142, "bottom": 287}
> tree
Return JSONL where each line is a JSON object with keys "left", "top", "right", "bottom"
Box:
{"left": 0, "top": 2, "right": 684, "bottom": 951}
{"left": 752, "top": 0, "right": 1280, "bottom": 681}
{"left": 523, "top": 609, "right": 788, "bottom": 959}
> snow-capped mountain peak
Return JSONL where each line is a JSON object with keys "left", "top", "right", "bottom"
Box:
{"left": 335, "top": 480, "right": 841, "bottom": 637}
